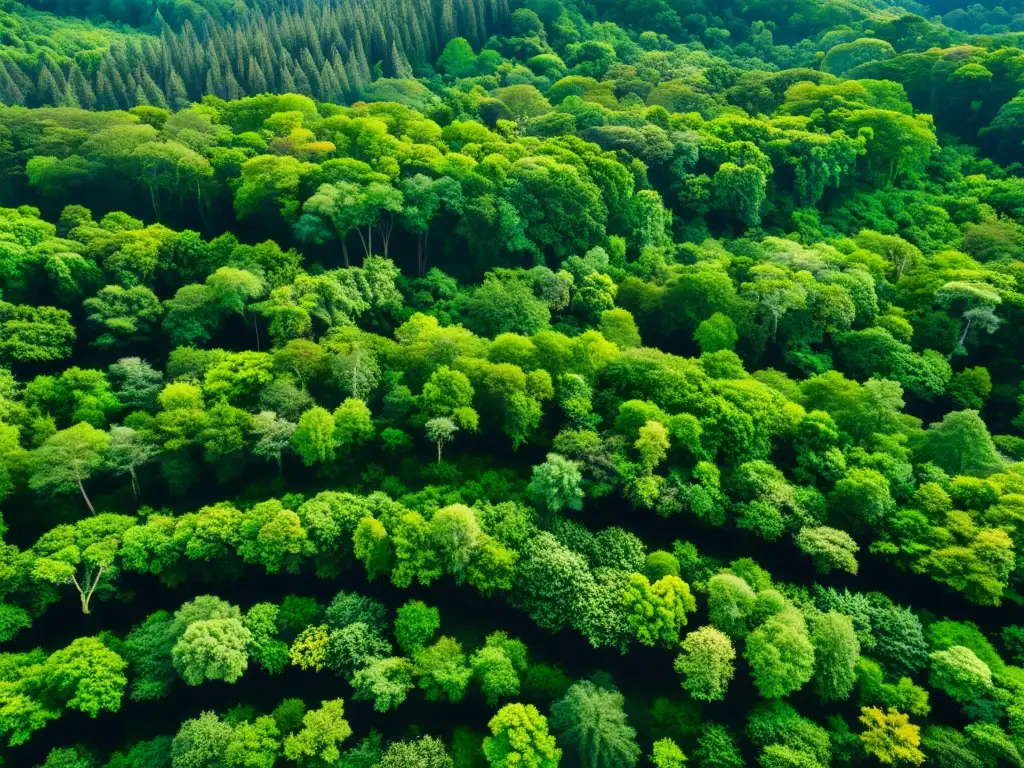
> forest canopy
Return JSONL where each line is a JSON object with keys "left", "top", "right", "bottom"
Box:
{"left": 2, "top": 0, "right": 1024, "bottom": 766}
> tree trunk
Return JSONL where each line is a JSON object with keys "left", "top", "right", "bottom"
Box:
{"left": 437, "top": 440, "right": 442, "bottom": 463}
{"left": 381, "top": 213, "right": 394, "bottom": 258}
{"left": 81, "top": 566, "right": 105, "bottom": 614}
{"left": 341, "top": 238, "right": 350, "bottom": 268}
{"left": 354, "top": 228, "right": 369, "bottom": 260}
{"left": 252, "top": 312, "right": 261, "bottom": 352}
{"left": 417, "top": 234, "right": 425, "bottom": 277}
{"left": 959, "top": 316, "right": 972, "bottom": 349}
{"left": 78, "top": 477, "right": 96, "bottom": 515}
{"left": 129, "top": 466, "right": 138, "bottom": 500}
{"left": 149, "top": 185, "right": 160, "bottom": 222}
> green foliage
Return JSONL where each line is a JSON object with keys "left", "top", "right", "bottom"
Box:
{"left": 744, "top": 608, "right": 816, "bottom": 699}
{"left": 282, "top": 699, "right": 353, "bottom": 765}
{"left": 484, "top": 703, "right": 561, "bottom": 768}
{"left": 674, "top": 626, "right": 735, "bottom": 701}
{"left": 394, "top": 600, "right": 440, "bottom": 654}
{"left": 4, "top": 0, "right": 1024, "bottom": 763}
{"left": 551, "top": 680, "right": 641, "bottom": 768}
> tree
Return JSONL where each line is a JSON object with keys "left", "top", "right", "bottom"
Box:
{"left": 810, "top": 611, "right": 860, "bottom": 702}
{"left": 472, "top": 643, "right": 523, "bottom": 707}
{"left": 291, "top": 407, "right": 336, "bottom": 466}
{"left": 711, "top": 163, "right": 766, "bottom": 228}
{"left": 858, "top": 708, "right": 924, "bottom": 766}
{"left": 621, "top": 574, "right": 696, "bottom": 647}
{"left": 29, "top": 422, "right": 109, "bottom": 513}
{"left": 822, "top": 38, "right": 896, "bottom": 75}
{"left": 172, "top": 711, "right": 233, "bottom": 768}
{"left": 706, "top": 573, "right": 757, "bottom": 639}
{"left": 430, "top": 504, "right": 482, "bottom": 578}
{"left": 829, "top": 468, "right": 895, "bottom": 530}
{"left": 37, "top": 745, "right": 96, "bottom": 768}
{"left": 333, "top": 398, "right": 374, "bottom": 449}
{"left": 795, "top": 527, "right": 860, "bottom": 575}
{"left": 394, "top": 600, "right": 440, "bottom": 654}
{"left": 425, "top": 417, "right": 458, "bottom": 462}
{"left": 378, "top": 736, "right": 455, "bottom": 768}
{"left": 935, "top": 282, "right": 1002, "bottom": 354}
{"left": 326, "top": 622, "right": 391, "bottom": 678}
{"left": 108, "top": 357, "right": 163, "bottom": 411}
{"left": 206, "top": 267, "right": 266, "bottom": 350}
{"left": 414, "top": 636, "right": 472, "bottom": 703}
{"left": 528, "top": 453, "right": 584, "bottom": 514}
{"left": 171, "top": 618, "right": 251, "bottom": 685}
{"left": 0, "top": 301, "right": 76, "bottom": 363}
{"left": 226, "top": 716, "right": 280, "bottom": 768}
{"left": 32, "top": 513, "right": 135, "bottom": 614}
{"left": 694, "top": 313, "right": 738, "bottom": 353}
{"left": 162, "top": 285, "right": 220, "bottom": 347}
{"left": 282, "top": 699, "right": 352, "bottom": 765}
{"left": 928, "top": 646, "right": 993, "bottom": 704}
{"left": 744, "top": 608, "right": 815, "bottom": 699}
{"left": 421, "top": 366, "right": 475, "bottom": 417}
{"left": 551, "top": 680, "right": 641, "bottom": 768}
{"left": 105, "top": 425, "right": 157, "bottom": 498}
{"left": 674, "top": 626, "right": 736, "bottom": 701}
{"left": 694, "top": 724, "right": 743, "bottom": 768}
{"left": 399, "top": 174, "right": 465, "bottom": 276}
{"left": 483, "top": 703, "right": 561, "bottom": 768}
{"left": 918, "top": 410, "right": 1004, "bottom": 477}
{"left": 39, "top": 636, "right": 127, "bottom": 717}
{"left": 650, "top": 739, "right": 686, "bottom": 768}
{"left": 496, "top": 84, "right": 551, "bottom": 124}
{"left": 251, "top": 411, "right": 296, "bottom": 473}
{"left": 351, "top": 657, "right": 415, "bottom": 712}
{"left": 289, "top": 625, "right": 330, "bottom": 671}
{"left": 83, "top": 285, "right": 162, "bottom": 348}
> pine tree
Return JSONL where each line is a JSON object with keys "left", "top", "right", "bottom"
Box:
{"left": 4, "top": 58, "right": 34, "bottom": 103}
{"left": 440, "top": 0, "right": 457, "bottom": 43}
{"left": 319, "top": 60, "right": 339, "bottom": 101}
{"left": 281, "top": 66, "right": 297, "bottom": 94}
{"left": 94, "top": 70, "right": 119, "bottom": 110}
{"left": 166, "top": 69, "right": 189, "bottom": 110}
{"left": 331, "top": 50, "right": 351, "bottom": 95}
{"left": 391, "top": 41, "right": 413, "bottom": 78}
{"left": 248, "top": 56, "right": 268, "bottom": 94}
{"left": 225, "top": 70, "right": 243, "bottom": 100}
{"left": 141, "top": 70, "right": 169, "bottom": 108}
{"left": 101, "top": 56, "right": 130, "bottom": 109}
{"left": 36, "top": 66, "right": 62, "bottom": 107}
{"left": 346, "top": 49, "right": 367, "bottom": 91}
{"left": 293, "top": 66, "right": 313, "bottom": 97}
{"left": 68, "top": 63, "right": 96, "bottom": 109}
{"left": 0, "top": 60, "right": 25, "bottom": 106}
{"left": 301, "top": 49, "right": 322, "bottom": 95}
{"left": 124, "top": 72, "right": 140, "bottom": 104}
{"left": 353, "top": 29, "right": 372, "bottom": 85}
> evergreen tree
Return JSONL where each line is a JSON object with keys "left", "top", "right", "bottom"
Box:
{"left": 166, "top": 70, "right": 190, "bottom": 110}
{"left": 36, "top": 66, "right": 62, "bottom": 107}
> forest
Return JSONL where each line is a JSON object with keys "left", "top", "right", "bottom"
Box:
{"left": 2, "top": 0, "right": 1024, "bottom": 764}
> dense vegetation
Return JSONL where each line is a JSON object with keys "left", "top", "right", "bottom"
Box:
{"left": 2, "top": 0, "right": 1024, "bottom": 765}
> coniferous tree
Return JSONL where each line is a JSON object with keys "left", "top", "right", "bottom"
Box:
{"left": 166, "top": 70, "right": 190, "bottom": 110}
{"left": 36, "top": 66, "right": 62, "bottom": 107}
{"left": 0, "top": 60, "right": 26, "bottom": 106}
